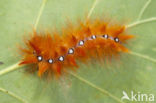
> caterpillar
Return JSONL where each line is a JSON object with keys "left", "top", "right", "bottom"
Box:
{"left": 19, "top": 19, "right": 133, "bottom": 78}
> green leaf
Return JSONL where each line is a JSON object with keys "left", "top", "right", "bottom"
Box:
{"left": 0, "top": 0, "right": 156, "bottom": 103}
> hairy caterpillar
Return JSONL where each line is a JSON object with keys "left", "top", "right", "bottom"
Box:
{"left": 0, "top": 0, "right": 155, "bottom": 103}
{"left": 19, "top": 19, "right": 133, "bottom": 78}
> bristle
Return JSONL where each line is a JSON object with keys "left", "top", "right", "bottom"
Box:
{"left": 20, "top": 19, "right": 133, "bottom": 78}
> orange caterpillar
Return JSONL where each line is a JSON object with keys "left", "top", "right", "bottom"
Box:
{"left": 19, "top": 19, "right": 133, "bottom": 78}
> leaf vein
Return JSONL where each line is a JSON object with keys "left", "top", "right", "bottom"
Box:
{"left": 137, "top": 0, "right": 152, "bottom": 20}
{"left": 126, "top": 17, "right": 156, "bottom": 28}
{"left": 0, "top": 87, "right": 28, "bottom": 103}
{"left": 69, "top": 72, "right": 124, "bottom": 103}
{"left": 34, "top": 0, "right": 47, "bottom": 30}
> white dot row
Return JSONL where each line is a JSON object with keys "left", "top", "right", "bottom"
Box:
{"left": 36, "top": 34, "right": 120, "bottom": 64}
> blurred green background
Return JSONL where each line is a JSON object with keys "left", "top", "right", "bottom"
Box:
{"left": 0, "top": 0, "right": 156, "bottom": 103}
